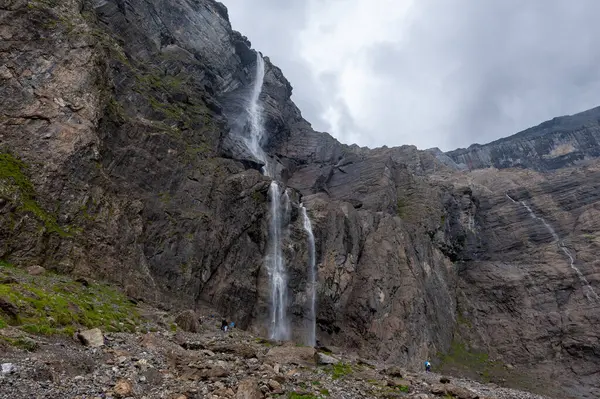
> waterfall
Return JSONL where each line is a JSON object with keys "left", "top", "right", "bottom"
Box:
{"left": 300, "top": 204, "right": 317, "bottom": 347}
{"left": 244, "top": 52, "right": 310, "bottom": 339}
{"left": 506, "top": 194, "right": 599, "bottom": 302}
{"left": 244, "top": 52, "right": 290, "bottom": 338}
{"left": 267, "top": 181, "right": 290, "bottom": 340}
{"left": 245, "top": 53, "right": 267, "bottom": 166}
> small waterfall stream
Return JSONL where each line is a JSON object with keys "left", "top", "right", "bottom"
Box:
{"left": 506, "top": 194, "right": 599, "bottom": 302}
{"left": 300, "top": 204, "right": 316, "bottom": 346}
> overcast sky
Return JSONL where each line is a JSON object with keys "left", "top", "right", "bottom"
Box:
{"left": 223, "top": 0, "right": 600, "bottom": 151}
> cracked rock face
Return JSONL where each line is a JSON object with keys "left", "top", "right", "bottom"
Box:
{"left": 1, "top": 1, "right": 599, "bottom": 398}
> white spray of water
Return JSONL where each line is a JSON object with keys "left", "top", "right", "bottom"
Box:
{"left": 300, "top": 204, "right": 317, "bottom": 346}
{"left": 245, "top": 53, "right": 266, "bottom": 166}
{"left": 267, "top": 181, "right": 290, "bottom": 340}
{"left": 283, "top": 189, "right": 291, "bottom": 223}
{"left": 506, "top": 194, "right": 599, "bottom": 302}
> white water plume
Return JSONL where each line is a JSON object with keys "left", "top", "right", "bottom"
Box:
{"left": 267, "top": 181, "right": 290, "bottom": 340}
{"left": 506, "top": 194, "right": 599, "bottom": 302}
{"left": 300, "top": 204, "right": 317, "bottom": 347}
{"left": 245, "top": 53, "right": 267, "bottom": 166}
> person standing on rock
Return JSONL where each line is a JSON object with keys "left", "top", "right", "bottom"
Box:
{"left": 425, "top": 360, "right": 431, "bottom": 372}
{"left": 221, "top": 319, "right": 228, "bottom": 332}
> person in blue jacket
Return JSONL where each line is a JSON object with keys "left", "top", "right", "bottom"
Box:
{"left": 425, "top": 360, "right": 431, "bottom": 372}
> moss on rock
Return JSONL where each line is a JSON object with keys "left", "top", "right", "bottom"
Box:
{"left": 0, "top": 261, "right": 138, "bottom": 335}
{"left": 0, "top": 152, "right": 69, "bottom": 236}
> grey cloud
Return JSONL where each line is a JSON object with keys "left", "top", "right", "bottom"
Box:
{"left": 362, "top": 0, "right": 600, "bottom": 149}
{"left": 224, "top": 0, "right": 331, "bottom": 132}
{"left": 223, "top": 0, "right": 600, "bottom": 151}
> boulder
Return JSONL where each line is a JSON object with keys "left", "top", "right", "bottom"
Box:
{"left": 265, "top": 346, "right": 316, "bottom": 366}
{"left": 267, "top": 379, "right": 283, "bottom": 394}
{"left": 174, "top": 310, "right": 201, "bottom": 333}
{"left": 214, "top": 387, "right": 235, "bottom": 397}
{"left": 209, "top": 343, "right": 257, "bottom": 358}
{"left": 75, "top": 277, "right": 91, "bottom": 287}
{"left": 430, "top": 384, "right": 446, "bottom": 395}
{"left": 430, "top": 383, "right": 478, "bottom": 399}
{"left": 113, "top": 379, "right": 133, "bottom": 398}
{"left": 316, "top": 352, "right": 340, "bottom": 365}
{"left": 0, "top": 297, "right": 18, "bottom": 318}
{"left": 76, "top": 328, "right": 104, "bottom": 347}
{"left": 0, "top": 276, "right": 18, "bottom": 285}
{"left": 1, "top": 363, "right": 16, "bottom": 374}
{"left": 26, "top": 265, "right": 45, "bottom": 276}
{"left": 235, "top": 379, "right": 263, "bottom": 399}
{"left": 384, "top": 366, "right": 405, "bottom": 378}
{"left": 447, "top": 386, "right": 479, "bottom": 399}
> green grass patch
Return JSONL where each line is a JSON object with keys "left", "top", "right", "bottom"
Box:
{"left": 255, "top": 337, "right": 275, "bottom": 347}
{"left": 396, "top": 197, "right": 408, "bottom": 218}
{"left": 327, "top": 362, "right": 353, "bottom": 380}
{"left": 456, "top": 313, "right": 472, "bottom": 328}
{"left": 438, "top": 340, "right": 495, "bottom": 382}
{"left": 0, "top": 336, "right": 39, "bottom": 351}
{"left": 0, "top": 152, "right": 69, "bottom": 236}
{"left": 0, "top": 262, "right": 138, "bottom": 335}
{"left": 288, "top": 394, "right": 319, "bottom": 399}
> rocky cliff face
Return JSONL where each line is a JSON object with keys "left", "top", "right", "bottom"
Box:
{"left": 440, "top": 164, "right": 600, "bottom": 399}
{"left": 439, "top": 106, "right": 600, "bottom": 171}
{"left": 1, "top": 1, "right": 599, "bottom": 398}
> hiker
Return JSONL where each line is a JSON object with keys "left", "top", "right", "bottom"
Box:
{"left": 229, "top": 321, "right": 235, "bottom": 329}
{"left": 221, "top": 319, "right": 228, "bottom": 332}
{"left": 425, "top": 360, "right": 431, "bottom": 372}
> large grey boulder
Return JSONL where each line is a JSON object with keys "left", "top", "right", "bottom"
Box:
{"left": 77, "top": 328, "right": 104, "bottom": 347}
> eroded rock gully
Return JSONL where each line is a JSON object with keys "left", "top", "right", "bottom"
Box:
{"left": 1, "top": 0, "right": 599, "bottom": 397}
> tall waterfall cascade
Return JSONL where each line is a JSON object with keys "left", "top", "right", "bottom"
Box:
{"left": 300, "top": 204, "right": 317, "bottom": 347}
{"left": 506, "top": 194, "right": 599, "bottom": 302}
{"left": 244, "top": 52, "right": 293, "bottom": 339}
{"left": 267, "top": 181, "right": 290, "bottom": 340}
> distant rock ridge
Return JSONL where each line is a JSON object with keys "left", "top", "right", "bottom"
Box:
{"left": 440, "top": 106, "right": 600, "bottom": 171}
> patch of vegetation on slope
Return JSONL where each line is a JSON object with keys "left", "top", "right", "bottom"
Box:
{"left": 0, "top": 152, "right": 70, "bottom": 236}
{"left": 438, "top": 341, "right": 495, "bottom": 382}
{"left": 437, "top": 337, "right": 558, "bottom": 397}
{"left": 0, "top": 261, "right": 138, "bottom": 336}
